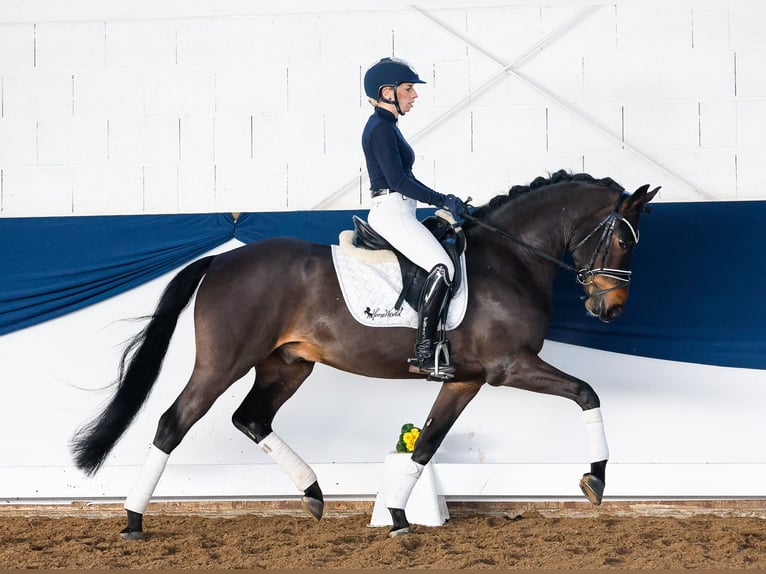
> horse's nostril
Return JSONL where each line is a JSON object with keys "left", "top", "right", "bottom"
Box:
{"left": 608, "top": 305, "right": 623, "bottom": 320}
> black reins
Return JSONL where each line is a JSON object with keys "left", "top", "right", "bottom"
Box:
{"left": 462, "top": 191, "right": 635, "bottom": 293}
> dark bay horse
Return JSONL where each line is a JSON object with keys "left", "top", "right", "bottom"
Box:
{"left": 71, "top": 171, "right": 658, "bottom": 538}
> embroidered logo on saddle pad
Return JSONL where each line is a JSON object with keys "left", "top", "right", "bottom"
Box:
{"left": 331, "top": 230, "right": 468, "bottom": 329}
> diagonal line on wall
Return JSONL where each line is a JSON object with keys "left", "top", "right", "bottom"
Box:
{"left": 313, "top": 6, "right": 602, "bottom": 209}
{"left": 410, "top": 4, "right": 714, "bottom": 200}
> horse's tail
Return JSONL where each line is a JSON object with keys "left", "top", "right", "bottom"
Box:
{"left": 71, "top": 255, "right": 216, "bottom": 475}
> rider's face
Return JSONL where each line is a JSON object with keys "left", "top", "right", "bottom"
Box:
{"left": 395, "top": 83, "right": 418, "bottom": 113}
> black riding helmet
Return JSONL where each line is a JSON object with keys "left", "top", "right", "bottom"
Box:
{"left": 363, "top": 57, "right": 425, "bottom": 116}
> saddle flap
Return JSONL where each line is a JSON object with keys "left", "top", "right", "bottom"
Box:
{"left": 350, "top": 213, "right": 467, "bottom": 312}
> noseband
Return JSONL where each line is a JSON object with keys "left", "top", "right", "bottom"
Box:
{"left": 463, "top": 191, "right": 637, "bottom": 296}
{"left": 572, "top": 192, "right": 638, "bottom": 295}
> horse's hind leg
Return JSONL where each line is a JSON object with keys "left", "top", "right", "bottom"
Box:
{"left": 230, "top": 353, "right": 322, "bottom": 519}
{"left": 490, "top": 352, "right": 608, "bottom": 505}
{"left": 120, "top": 364, "right": 244, "bottom": 540}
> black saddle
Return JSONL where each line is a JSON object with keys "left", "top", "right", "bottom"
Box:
{"left": 351, "top": 214, "right": 466, "bottom": 311}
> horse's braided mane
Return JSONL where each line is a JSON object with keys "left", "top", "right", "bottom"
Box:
{"left": 469, "top": 169, "right": 624, "bottom": 220}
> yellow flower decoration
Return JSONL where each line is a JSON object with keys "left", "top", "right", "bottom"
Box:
{"left": 396, "top": 423, "right": 421, "bottom": 453}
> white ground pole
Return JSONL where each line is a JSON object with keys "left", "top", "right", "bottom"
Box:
{"left": 314, "top": 4, "right": 713, "bottom": 210}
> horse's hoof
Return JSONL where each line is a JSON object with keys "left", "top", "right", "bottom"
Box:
{"left": 302, "top": 495, "right": 324, "bottom": 521}
{"left": 579, "top": 473, "right": 605, "bottom": 505}
{"left": 119, "top": 527, "right": 144, "bottom": 541}
{"left": 388, "top": 526, "right": 415, "bottom": 537}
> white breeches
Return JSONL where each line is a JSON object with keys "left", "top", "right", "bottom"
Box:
{"left": 368, "top": 192, "right": 455, "bottom": 280}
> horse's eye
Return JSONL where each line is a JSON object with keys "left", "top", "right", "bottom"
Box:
{"left": 618, "top": 238, "right": 628, "bottom": 250}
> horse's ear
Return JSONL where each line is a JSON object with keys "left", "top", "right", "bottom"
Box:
{"left": 625, "top": 184, "right": 660, "bottom": 213}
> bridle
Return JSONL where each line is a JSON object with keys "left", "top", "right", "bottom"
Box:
{"left": 462, "top": 191, "right": 638, "bottom": 297}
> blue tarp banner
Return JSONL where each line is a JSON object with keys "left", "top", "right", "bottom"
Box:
{"left": 1, "top": 203, "right": 764, "bottom": 369}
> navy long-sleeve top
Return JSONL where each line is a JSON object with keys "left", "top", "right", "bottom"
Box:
{"left": 362, "top": 107, "right": 445, "bottom": 206}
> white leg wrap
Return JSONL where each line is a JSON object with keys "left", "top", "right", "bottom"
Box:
{"left": 258, "top": 432, "right": 317, "bottom": 492}
{"left": 124, "top": 444, "right": 169, "bottom": 514}
{"left": 582, "top": 407, "right": 609, "bottom": 462}
{"left": 385, "top": 458, "right": 424, "bottom": 509}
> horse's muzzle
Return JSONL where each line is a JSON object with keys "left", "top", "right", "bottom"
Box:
{"left": 583, "top": 278, "right": 629, "bottom": 323}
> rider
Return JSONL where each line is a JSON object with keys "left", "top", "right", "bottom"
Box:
{"left": 362, "top": 57, "right": 469, "bottom": 381}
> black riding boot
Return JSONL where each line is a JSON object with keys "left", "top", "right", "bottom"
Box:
{"left": 407, "top": 264, "right": 455, "bottom": 380}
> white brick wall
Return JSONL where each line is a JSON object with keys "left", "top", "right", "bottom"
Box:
{"left": 1, "top": 0, "right": 765, "bottom": 216}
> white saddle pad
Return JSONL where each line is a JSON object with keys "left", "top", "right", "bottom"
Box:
{"left": 331, "top": 230, "right": 468, "bottom": 329}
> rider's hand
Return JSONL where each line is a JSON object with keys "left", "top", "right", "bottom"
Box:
{"left": 443, "top": 194, "right": 468, "bottom": 218}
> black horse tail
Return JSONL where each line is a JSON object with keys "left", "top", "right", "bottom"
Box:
{"left": 71, "top": 255, "right": 216, "bottom": 475}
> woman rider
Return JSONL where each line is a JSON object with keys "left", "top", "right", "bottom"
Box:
{"left": 362, "top": 57, "right": 468, "bottom": 381}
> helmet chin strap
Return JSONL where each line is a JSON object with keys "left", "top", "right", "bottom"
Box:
{"left": 379, "top": 85, "right": 405, "bottom": 116}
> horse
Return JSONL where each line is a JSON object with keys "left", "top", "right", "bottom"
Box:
{"left": 71, "top": 170, "right": 659, "bottom": 539}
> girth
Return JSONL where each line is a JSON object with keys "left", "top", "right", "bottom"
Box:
{"left": 351, "top": 213, "right": 466, "bottom": 311}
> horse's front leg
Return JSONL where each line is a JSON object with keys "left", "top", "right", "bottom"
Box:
{"left": 387, "top": 381, "right": 482, "bottom": 536}
{"left": 488, "top": 351, "right": 608, "bottom": 505}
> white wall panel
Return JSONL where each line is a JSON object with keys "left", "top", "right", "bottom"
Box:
{"left": 430, "top": 60, "right": 470, "bottom": 108}
{"left": 177, "top": 163, "right": 214, "bottom": 212}
{"left": 286, "top": 159, "right": 361, "bottom": 210}
{"left": 700, "top": 100, "right": 738, "bottom": 149}
{"left": 319, "top": 12, "right": 395, "bottom": 65}
{"left": 324, "top": 108, "right": 368, "bottom": 159}
{"left": 547, "top": 104, "right": 622, "bottom": 153}
{"left": 287, "top": 61, "right": 360, "bottom": 113}
{"left": 35, "top": 22, "right": 105, "bottom": 70}
{"left": 144, "top": 69, "right": 215, "bottom": 116}
{"left": 661, "top": 150, "right": 737, "bottom": 199}
{"left": 518, "top": 52, "right": 585, "bottom": 104}
{"left": 37, "top": 118, "right": 107, "bottom": 165}
{"left": 214, "top": 115, "right": 251, "bottom": 161}
{"left": 417, "top": 107, "right": 472, "bottom": 157}
{"left": 0, "top": 118, "right": 36, "bottom": 165}
{"left": 735, "top": 48, "right": 766, "bottom": 97}
{"left": 105, "top": 21, "right": 176, "bottom": 69}
{"left": 2, "top": 72, "right": 72, "bottom": 118}
{"left": 73, "top": 70, "right": 144, "bottom": 117}
{"left": 472, "top": 106, "right": 547, "bottom": 155}
{"left": 729, "top": 0, "right": 766, "bottom": 48}
{"left": 584, "top": 51, "right": 734, "bottom": 103}
{"left": 393, "top": 10, "right": 468, "bottom": 63}
{"left": 108, "top": 117, "right": 178, "bottom": 163}
{"left": 215, "top": 66, "right": 287, "bottom": 114}
{"left": 508, "top": 153, "right": 585, "bottom": 189}
{"left": 0, "top": 24, "right": 34, "bottom": 70}
{"left": 434, "top": 156, "right": 510, "bottom": 204}
{"left": 2, "top": 166, "right": 72, "bottom": 214}
{"left": 180, "top": 116, "right": 215, "bottom": 162}
{"left": 72, "top": 165, "right": 143, "bottom": 213}
{"left": 624, "top": 101, "right": 699, "bottom": 151}
{"left": 540, "top": 5, "right": 617, "bottom": 54}
{"left": 175, "top": 19, "right": 245, "bottom": 68}
{"left": 737, "top": 99, "right": 766, "bottom": 148}
{"left": 466, "top": 6, "right": 542, "bottom": 62}
{"left": 734, "top": 150, "right": 766, "bottom": 199}
{"left": 252, "top": 14, "right": 321, "bottom": 64}
{"left": 691, "top": 3, "right": 731, "bottom": 49}
{"left": 583, "top": 151, "right": 699, "bottom": 202}
{"left": 216, "top": 161, "right": 286, "bottom": 211}
{"left": 252, "top": 112, "right": 324, "bottom": 160}
{"left": 142, "top": 165, "right": 179, "bottom": 213}
{"left": 616, "top": 3, "right": 692, "bottom": 51}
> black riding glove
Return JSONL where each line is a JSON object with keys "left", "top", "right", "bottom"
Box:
{"left": 442, "top": 194, "right": 469, "bottom": 219}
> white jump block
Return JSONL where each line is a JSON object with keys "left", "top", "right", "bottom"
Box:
{"left": 369, "top": 453, "right": 449, "bottom": 527}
